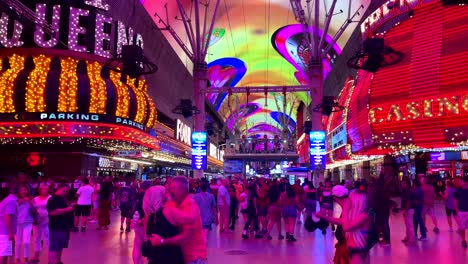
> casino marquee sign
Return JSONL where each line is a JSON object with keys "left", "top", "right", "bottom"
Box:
{"left": 0, "top": 0, "right": 143, "bottom": 59}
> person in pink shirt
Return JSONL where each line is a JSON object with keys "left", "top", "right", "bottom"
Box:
{"left": 150, "top": 176, "right": 207, "bottom": 264}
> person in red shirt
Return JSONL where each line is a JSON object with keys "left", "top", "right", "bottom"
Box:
{"left": 150, "top": 176, "right": 207, "bottom": 264}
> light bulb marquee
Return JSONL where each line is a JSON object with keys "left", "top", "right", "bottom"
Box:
{"left": 0, "top": 54, "right": 159, "bottom": 150}
{"left": 0, "top": 0, "right": 143, "bottom": 59}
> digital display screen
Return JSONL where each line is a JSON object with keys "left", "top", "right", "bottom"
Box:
{"left": 310, "top": 131, "right": 326, "bottom": 170}
{"left": 191, "top": 132, "right": 208, "bottom": 170}
{"left": 224, "top": 160, "right": 243, "bottom": 174}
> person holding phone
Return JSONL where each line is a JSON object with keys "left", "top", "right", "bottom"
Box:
{"left": 47, "top": 184, "right": 74, "bottom": 264}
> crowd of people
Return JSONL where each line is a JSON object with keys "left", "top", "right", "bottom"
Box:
{"left": 0, "top": 172, "right": 467, "bottom": 264}
{"left": 225, "top": 134, "right": 297, "bottom": 154}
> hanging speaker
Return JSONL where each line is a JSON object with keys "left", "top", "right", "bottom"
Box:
{"left": 304, "top": 121, "right": 312, "bottom": 134}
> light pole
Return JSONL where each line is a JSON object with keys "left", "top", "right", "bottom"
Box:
{"left": 289, "top": 0, "right": 364, "bottom": 183}
{"left": 155, "top": 0, "right": 220, "bottom": 178}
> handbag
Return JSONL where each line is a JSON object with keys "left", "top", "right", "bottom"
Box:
{"left": 141, "top": 240, "right": 152, "bottom": 258}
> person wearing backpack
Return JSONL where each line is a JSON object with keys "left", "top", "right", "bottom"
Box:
{"left": 316, "top": 188, "right": 373, "bottom": 264}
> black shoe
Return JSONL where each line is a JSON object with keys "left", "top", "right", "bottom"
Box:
{"left": 71, "top": 227, "right": 78, "bottom": 232}
{"left": 126, "top": 227, "right": 131, "bottom": 233}
{"left": 120, "top": 226, "right": 124, "bottom": 232}
{"left": 433, "top": 227, "right": 440, "bottom": 233}
{"left": 242, "top": 234, "right": 248, "bottom": 240}
{"left": 81, "top": 227, "right": 86, "bottom": 232}
{"left": 462, "top": 240, "right": 468, "bottom": 248}
{"left": 278, "top": 234, "right": 285, "bottom": 240}
{"left": 266, "top": 235, "right": 272, "bottom": 240}
{"left": 287, "top": 235, "right": 297, "bottom": 242}
{"left": 254, "top": 233, "right": 263, "bottom": 239}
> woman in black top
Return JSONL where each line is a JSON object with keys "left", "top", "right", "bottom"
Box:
{"left": 242, "top": 184, "right": 260, "bottom": 239}
{"left": 146, "top": 209, "right": 184, "bottom": 264}
{"left": 304, "top": 181, "right": 317, "bottom": 217}
{"left": 142, "top": 186, "right": 196, "bottom": 264}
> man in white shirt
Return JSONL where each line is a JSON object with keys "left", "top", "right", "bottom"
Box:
{"left": 217, "top": 179, "right": 231, "bottom": 232}
{"left": 73, "top": 178, "right": 94, "bottom": 232}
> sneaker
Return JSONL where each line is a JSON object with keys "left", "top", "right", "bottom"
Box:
{"left": 433, "top": 227, "right": 440, "bottom": 233}
{"left": 401, "top": 238, "right": 408, "bottom": 243}
{"left": 287, "top": 235, "right": 297, "bottom": 242}
{"left": 81, "top": 227, "right": 86, "bottom": 232}
{"left": 278, "top": 234, "right": 285, "bottom": 240}
{"left": 418, "top": 237, "right": 428, "bottom": 241}
{"left": 266, "top": 235, "right": 273, "bottom": 240}
{"left": 242, "top": 234, "right": 248, "bottom": 240}
{"left": 71, "top": 227, "right": 78, "bottom": 232}
{"left": 120, "top": 226, "right": 124, "bottom": 232}
{"left": 126, "top": 228, "right": 131, "bottom": 233}
{"left": 462, "top": 240, "right": 468, "bottom": 248}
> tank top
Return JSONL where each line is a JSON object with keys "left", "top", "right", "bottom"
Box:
{"left": 305, "top": 187, "right": 317, "bottom": 200}
{"left": 322, "top": 189, "right": 333, "bottom": 204}
{"left": 146, "top": 209, "right": 185, "bottom": 264}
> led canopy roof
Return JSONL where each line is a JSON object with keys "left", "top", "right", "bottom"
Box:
{"left": 143, "top": 1, "right": 370, "bottom": 135}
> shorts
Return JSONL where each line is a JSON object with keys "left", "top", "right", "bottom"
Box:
{"left": 445, "top": 207, "right": 457, "bottom": 216}
{"left": 321, "top": 203, "right": 333, "bottom": 211}
{"left": 75, "top": 205, "right": 91, "bottom": 217}
{"left": 120, "top": 204, "right": 133, "bottom": 218}
{"left": 267, "top": 205, "right": 281, "bottom": 221}
{"left": 282, "top": 205, "right": 298, "bottom": 218}
{"left": 258, "top": 206, "right": 268, "bottom": 217}
{"left": 0, "top": 235, "right": 13, "bottom": 256}
{"left": 456, "top": 212, "right": 468, "bottom": 230}
{"left": 49, "top": 231, "right": 70, "bottom": 251}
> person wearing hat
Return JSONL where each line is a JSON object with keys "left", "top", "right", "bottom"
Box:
{"left": 315, "top": 185, "right": 349, "bottom": 264}
{"left": 315, "top": 186, "right": 372, "bottom": 264}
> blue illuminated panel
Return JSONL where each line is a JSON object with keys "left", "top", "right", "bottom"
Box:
{"left": 310, "top": 131, "right": 326, "bottom": 170}
{"left": 192, "top": 132, "right": 208, "bottom": 170}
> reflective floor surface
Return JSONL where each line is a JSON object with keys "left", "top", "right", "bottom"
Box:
{"left": 27, "top": 201, "right": 468, "bottom": 264}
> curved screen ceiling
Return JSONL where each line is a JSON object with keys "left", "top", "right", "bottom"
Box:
{"left": 143, "top": 1, "right": 370, "bottom": 135}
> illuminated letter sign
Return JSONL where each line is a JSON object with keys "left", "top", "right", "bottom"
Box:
{"left": 310, "top": 131, "right": 326, "bottom": 170}
{"left": 192, "top": 132, "right": 207, "bottom": 170}
{"left": 176, "top": 119, "right": 192, "bottom": 145}
{"left": 0, "top": 1, "right": 144, "bottom": 59}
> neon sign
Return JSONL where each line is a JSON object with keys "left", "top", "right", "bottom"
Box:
{"left": 176, "top": 119, "right": 192, "bottom": 146}
{"left": 192, "top": 132, "right": 207, "bottom": 170}
{"left": 0, "top": 0, "right": 143, "bottom": 58}
{"left": 310, "top": 131, "right": 326, "bottom": 170}
{"left": 369, "top": 94, "right": 467, "bottom": 125}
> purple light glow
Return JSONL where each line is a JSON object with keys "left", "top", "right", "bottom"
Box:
{"left": 272, "top": 24, "right": 341, "bottom": 82}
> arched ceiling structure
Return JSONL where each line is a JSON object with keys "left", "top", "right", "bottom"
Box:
{"left": 143, "top": 1, "right": 370, "bottom": 136}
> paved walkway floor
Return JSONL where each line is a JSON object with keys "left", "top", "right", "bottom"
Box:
{"left": 24, "top": 202, "right": 468, "bottom": 264}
